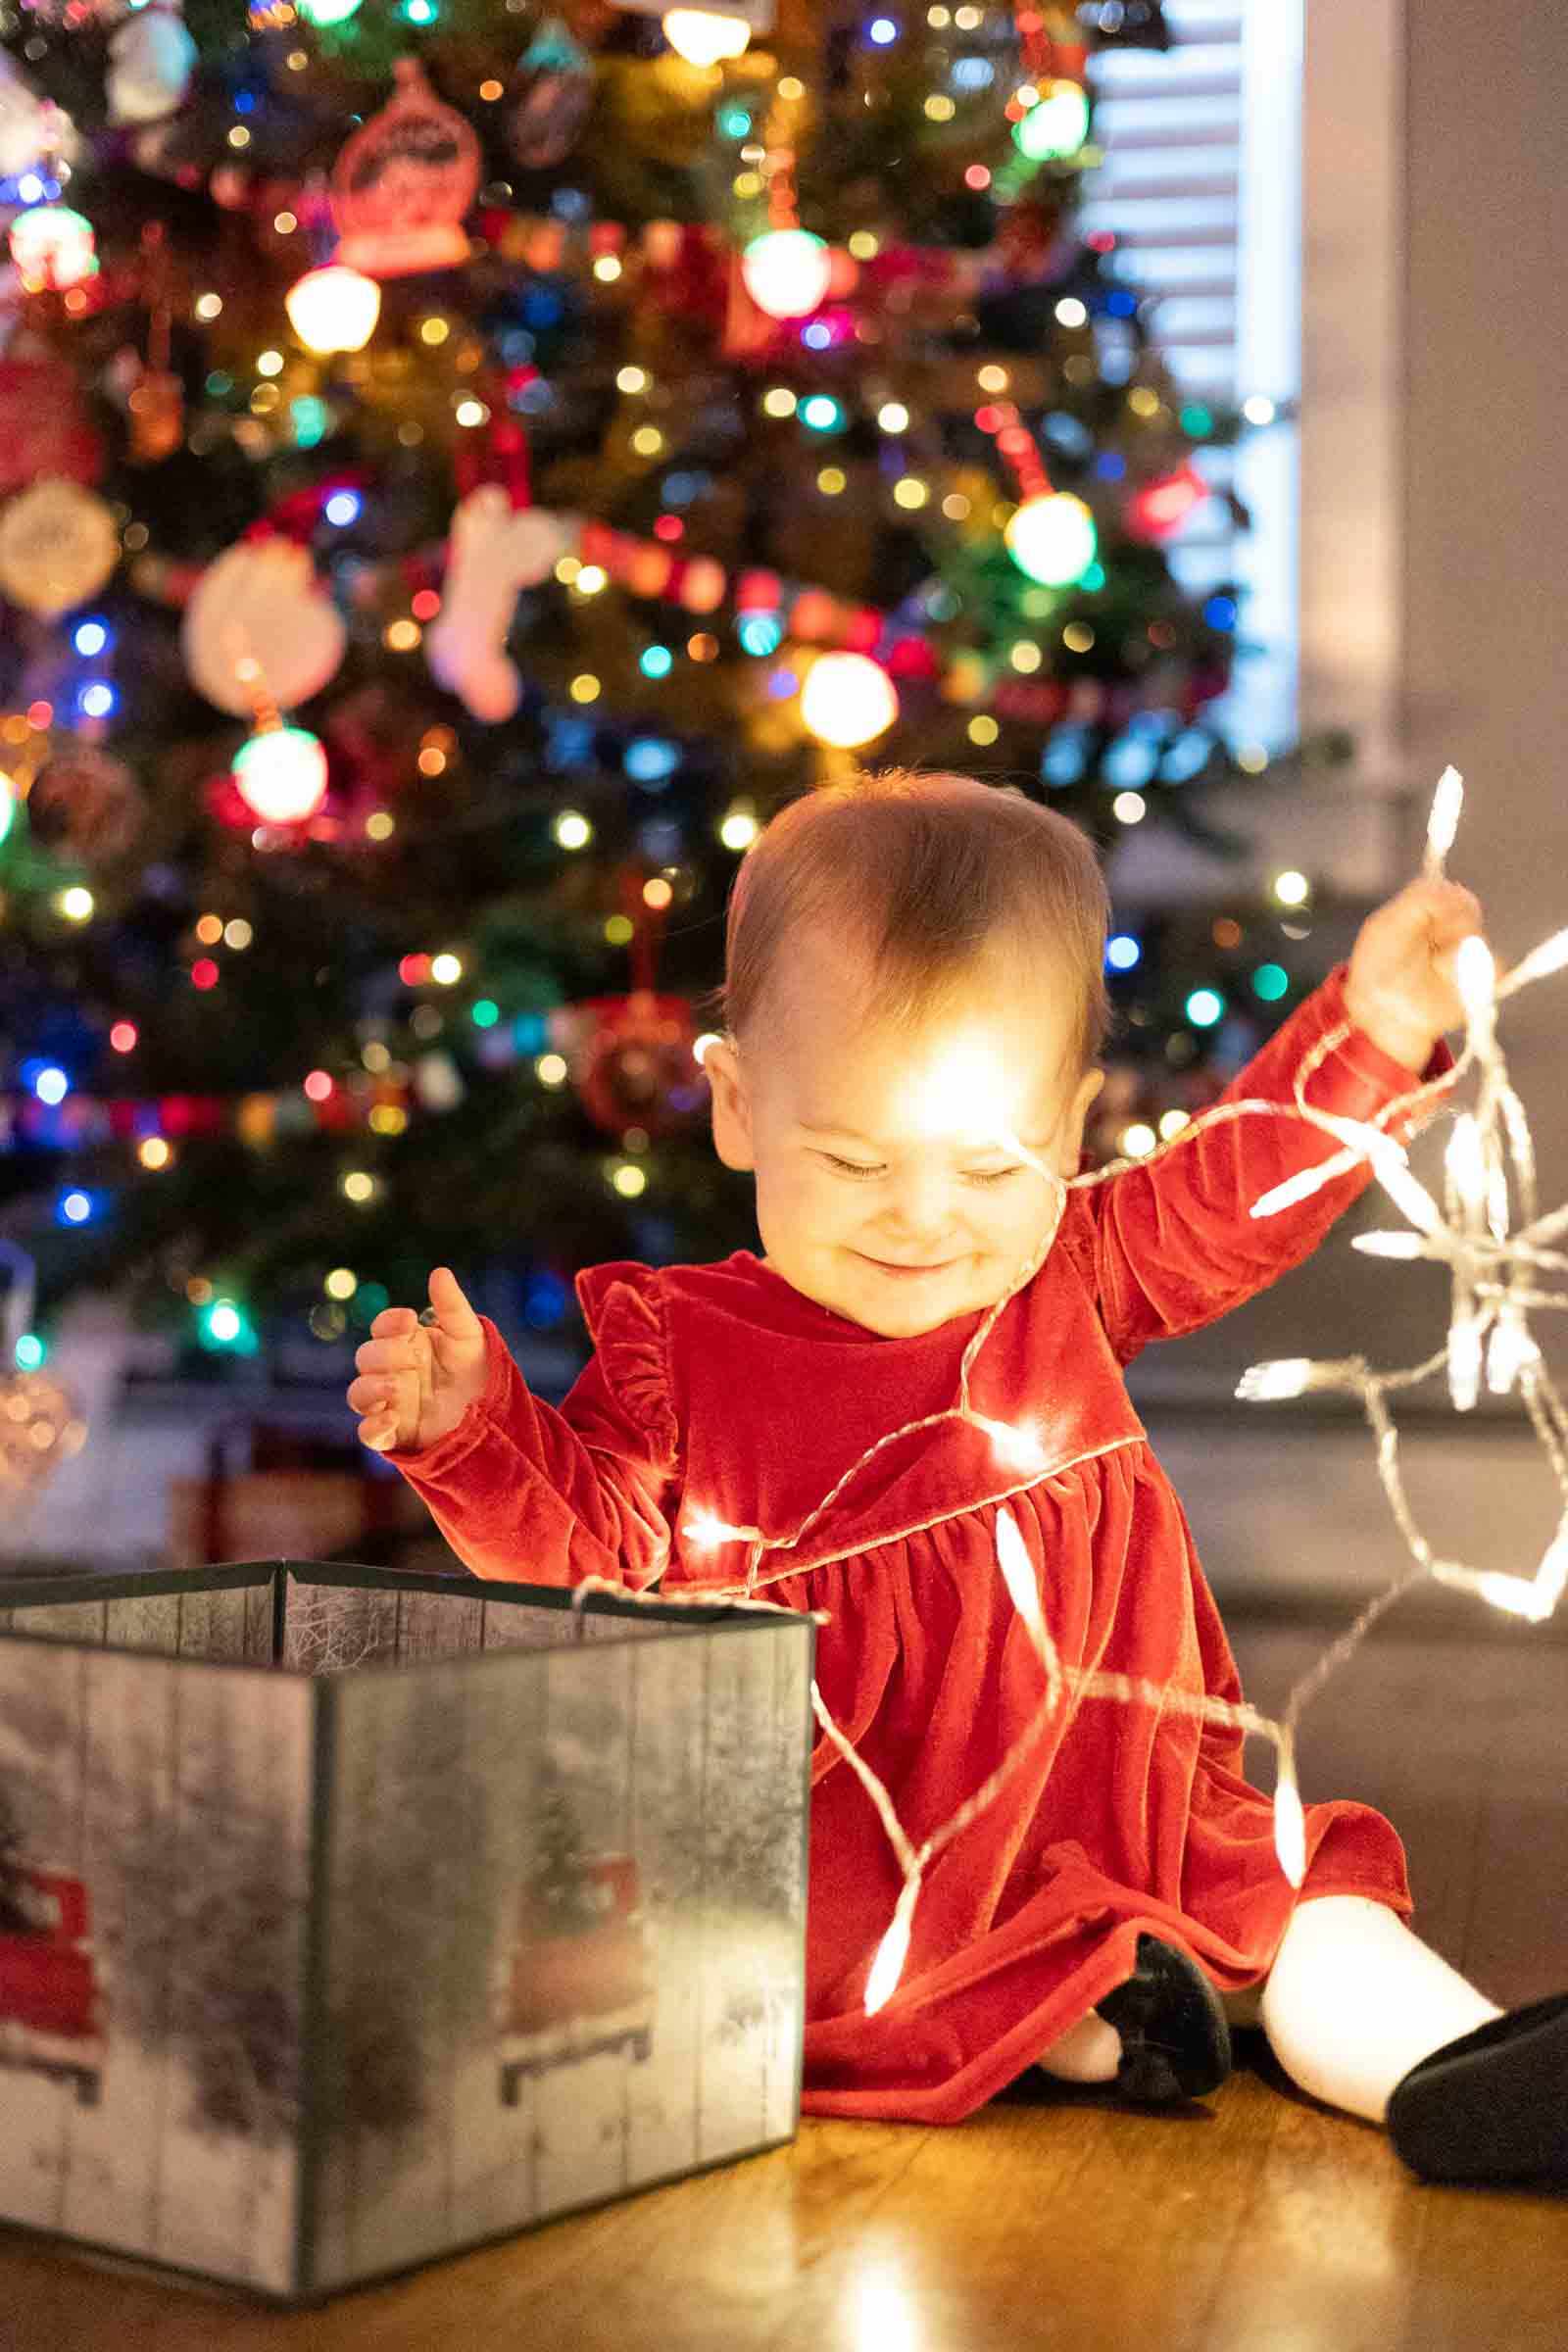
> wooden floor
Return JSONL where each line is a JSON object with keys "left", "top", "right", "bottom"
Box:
{"left": 2, "top": 1609, "right": 1564, "bottom": 2350}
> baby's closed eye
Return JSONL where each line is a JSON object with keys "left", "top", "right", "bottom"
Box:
{"left": 817, "top": 1152, "right": 1023, "bottom": 1186}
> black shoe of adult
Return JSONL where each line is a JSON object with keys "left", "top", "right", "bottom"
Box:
{"left": 1095, "top": 1933, "right": 1233, "bottom": 2106}
{"left": 1386, "top": 1991, "right": 1568, "bottom": 2186}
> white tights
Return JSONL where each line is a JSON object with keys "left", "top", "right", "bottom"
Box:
{"left": 1036, "top": 1895, "right": 1505, "bottom": 2122}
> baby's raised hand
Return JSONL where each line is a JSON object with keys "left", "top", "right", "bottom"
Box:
{"left": 348, "top": 1265, "right": 488, "bottom": 1453}
{"left": 1345, "top": 876, "right": 1487, "bottom": 1076}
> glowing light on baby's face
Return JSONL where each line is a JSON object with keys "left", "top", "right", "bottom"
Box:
{"left": 707, "top": 927, "right": 1104, "bottom": 1337}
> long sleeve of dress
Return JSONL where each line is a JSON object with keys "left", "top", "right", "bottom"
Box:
{"left": 384, "top": 1268, "right": 680, "bottom": 1587}
{"left": 1063, "top": 960, "right": 1456, "bottom": 1365}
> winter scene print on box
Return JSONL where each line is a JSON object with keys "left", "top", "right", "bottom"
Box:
{"left": 312, "top": 1620, "right": 809, "bottom": 2295}
{"left": 0, "top": 1635, "right": 312, "bottom": 2297}
{"left": 0, "top": 1564, "right": 812, "bottom": 2301}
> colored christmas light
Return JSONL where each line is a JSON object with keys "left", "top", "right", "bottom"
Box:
{"left": 741, "top": 228, "right": 833, "bottom": 319}
{"left": 1011, "top": 79, "right": 1092, "bottom": 162}
{"left": 799, "top": 652, "right": 899, "bottom": 748}
{"left": 9, "top": 203, "right": 97, "bottom": 292}
{"left": 662, "top": 8, "right": 753, "bottom": 64}
{"left": 285, "top": 264, "right": 382, "bottom": 355}
{"left": 231, "top": 724, "right": 329, "bottom": 824}
{"left": 1004, "top": 491, "right": 1099, "bottom": 587}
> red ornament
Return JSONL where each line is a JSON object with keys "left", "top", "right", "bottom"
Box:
{"left": 572, "top": 992, "right": 710, "bottom": 1142}
{"left": 330, "top": 59, "right": 481, "bottom": 278}
{"left": 26, "top": 747, "right": 144, "bottom": 862}
{"left": 1125, "top": 461, "right": 1210, "bottom": 543}
{"left": 0, "top": 350, "right": 104, "bottom": 500}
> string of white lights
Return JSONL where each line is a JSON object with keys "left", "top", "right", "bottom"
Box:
{"left": 572, "top": 766, "right": 1565, "bottom": 2015}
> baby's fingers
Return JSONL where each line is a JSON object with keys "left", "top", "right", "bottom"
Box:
{"left": 355, "top": 1332, "right": 427, "bottom": 1378}
{"left": 348, "top": 1370, "right": 417, "bottom": 1451}
{"left": 1433, "top": 899, "right": 1486, "bottom": 956}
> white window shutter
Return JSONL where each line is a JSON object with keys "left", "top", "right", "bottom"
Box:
{"left": 1082, "top": 0, "right": 1302, "bottom": 758}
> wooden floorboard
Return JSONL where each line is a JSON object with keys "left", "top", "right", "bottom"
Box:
{"left": 0, "top": 1613, "right": 1562, "bottom": 2348}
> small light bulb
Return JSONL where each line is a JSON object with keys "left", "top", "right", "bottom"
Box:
{"left": 1273, "top": 1753, "right": 1306, "bottom": 1886}
{"left": 863, "top": 1879, "right": 919, "bottom": 2016}
{"left": 1236, "top": 1357, "right": 1314, "bottom": 1402}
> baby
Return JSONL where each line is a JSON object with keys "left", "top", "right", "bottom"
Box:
{"left": 351, "top": 770, "right": 1563, "bottom": 2186}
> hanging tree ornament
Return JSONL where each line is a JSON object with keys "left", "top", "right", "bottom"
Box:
{"left": 330, "top": 58, "right": 481, "bottom": 279}
{"left": 0, "top": 342, "right": 104, "bottom": 500}
{"left": 737, "top": 69, "right": 834, "bottom": 325}
{"left": 505, "top": 15, "right": 595, "bottom": 172}
{"left": 182, "top": 538, "right": 346, "bottom": 715}
{"left": 569, "top": 863, "right": 710, "bottom": 1141}
{"left": 425, "top": 490, "right": 572, "bottom": 722}
{"left": 573, "top": 993, "right": 710, "bottom": 1140}
{"left": 0, "top": 54, "right": 60, "bottom": 182}
{"left": 107, "top": 0, "right": 197, "bottom": 126}
{"left": 4, "top": 94, "right": 92, "bottom": 293}
{"left": 0, "top": 1242, "right": 87, "bottom": 1508}
{"left": 26, "top": 743, "right": 144, "bottom": 863}
{"left": 0, "top": 478, "right": 120, "bottom": 615}
{"left": 120, "top": 221, "right": 184, "bottom": 466}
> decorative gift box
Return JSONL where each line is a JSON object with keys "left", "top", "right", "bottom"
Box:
{"left": 0, "top": 1559, "right": 813, "bottom": 2303}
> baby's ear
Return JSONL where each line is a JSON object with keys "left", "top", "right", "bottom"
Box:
{"left": 703, "top": 1038, "right": 756, "bottom": 1172}
{"left": 1057, "top": 1065, "right": 1105, "bottom": 1171}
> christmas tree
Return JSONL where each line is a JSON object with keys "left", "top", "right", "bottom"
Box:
{"left": 0, "top": 0, "right": 1336, "bottom": 1382}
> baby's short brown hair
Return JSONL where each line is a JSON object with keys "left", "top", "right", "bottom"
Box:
{"left": 720, "top": 770, "right": 1111, "bottom": 1078}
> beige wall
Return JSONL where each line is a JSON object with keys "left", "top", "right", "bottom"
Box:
{"left": 1133, "top": 0, "right": 1568, "bottom": 1406}
{"left": 1401, "top": 0, "right": 1568, "bottom": 1102}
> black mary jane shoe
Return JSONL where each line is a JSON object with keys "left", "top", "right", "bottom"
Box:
{"left": 1094, "top": 1933, "right": 1233, "bottom": 2106}
{"left": 1386, "top": 1991, "right": 1568, "bottom": 2186}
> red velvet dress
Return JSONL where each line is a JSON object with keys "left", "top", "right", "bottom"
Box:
{"left": 392, "top": 964, "right": 1450, "bottom": 2124}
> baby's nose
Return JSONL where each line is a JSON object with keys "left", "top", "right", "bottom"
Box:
{"left": 879, "top": 1164, "right": 958, "bottom": 1243}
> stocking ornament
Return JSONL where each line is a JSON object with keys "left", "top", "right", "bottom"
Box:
{"left": 425, "top": 489, "right": 571, "bottom": 721}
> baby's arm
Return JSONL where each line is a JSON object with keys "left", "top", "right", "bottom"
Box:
{"left": 349, "top": 1269, "right": 676, "bottom": 1588}
{"left": 1073, "top": 878, "right": 1483, "bottom": 1359}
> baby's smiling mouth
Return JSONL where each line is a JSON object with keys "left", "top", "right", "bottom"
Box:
{"left": 858, "top": 1254, "right": 960, "bottom": 1275}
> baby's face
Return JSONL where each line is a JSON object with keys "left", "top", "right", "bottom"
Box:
{"left": 707, "top": 925, "right": 1104, "bottom": 1338}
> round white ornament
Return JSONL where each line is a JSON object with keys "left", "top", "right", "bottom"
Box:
{"left": 0, "top": 477, "right": 119, "bottom": 616}
{"left": 108, "top": 0, "right": 197, "bottom": 126}
{"left": 0, "top": 56, "right": 61, "bottom": 179}
{"left": 183, "top": 540, "right": 346, "bottom": 715}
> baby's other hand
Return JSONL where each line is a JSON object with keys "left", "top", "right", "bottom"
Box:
{"left": 347, "top": 1265, "right": 488, "bottom": 1453}
{"left": 1345, "top": 877, "right": 1487, "bottom": 1075}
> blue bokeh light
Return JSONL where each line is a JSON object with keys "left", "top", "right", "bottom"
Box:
{"left": 624, "top": 736, "right": 681, "bottom": 782}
